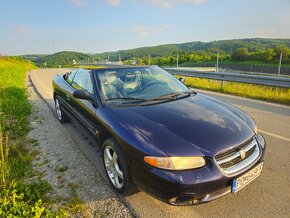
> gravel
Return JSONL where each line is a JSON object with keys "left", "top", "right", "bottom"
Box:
{"left": 27, "top": 77, "right": 133, "bottom": 217}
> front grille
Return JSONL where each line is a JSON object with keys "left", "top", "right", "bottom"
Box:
{"left": 219, "top": 146, "right": 256, "bottom": 168}
{"left": 215, "top": 138, "right": 260, "bottom": 174}
{"left": 215, "top": 138, "right": 252, "bottom": 161}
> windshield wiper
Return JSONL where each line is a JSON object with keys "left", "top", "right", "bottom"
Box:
{"left": 151, "top": 91, "right": 191, "bottom": 101}
{"left": 106, "top": 97, "right": 148, "bottom": 102}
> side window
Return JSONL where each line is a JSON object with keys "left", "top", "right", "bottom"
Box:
{"left": 71, "top": 70, "right": 93, "bottom": 94}
{"left": 66, "top": 70, "right": 77, "bottom": 84}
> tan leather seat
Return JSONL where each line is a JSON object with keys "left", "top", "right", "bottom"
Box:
{"left": 123, "top": 71, "right": 141, "bottom": 94}
{"left": 100, "top": 71, "right": 125, "bottom": 100}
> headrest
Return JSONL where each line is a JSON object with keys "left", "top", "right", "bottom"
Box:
{"left": 100, "top": 71, "right": 117, "bottom": 84}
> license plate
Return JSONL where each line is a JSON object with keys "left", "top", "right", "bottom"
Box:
{"left": 232, "top": 162, "right": 263, "bottom": 193}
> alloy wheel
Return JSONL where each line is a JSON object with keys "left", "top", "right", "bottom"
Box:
{"left": 104, "top": 145, "right": 124, "bottom": 189}
{"left": 55, "top": 99, "right": 62, "bottom": 120}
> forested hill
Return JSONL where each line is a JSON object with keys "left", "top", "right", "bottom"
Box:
{"left": 21, "top": 38, "right": 290, "bottom": 67}
{"left": 96, "top": 38, "right": 290, "bottom": 60}
{"left": 22, "top": 51, "right": 91, "bottom": 67}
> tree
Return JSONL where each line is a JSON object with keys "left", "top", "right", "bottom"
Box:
{"left": 273, "top": 44, "right": 290, "bottom": 59}
{"left": 207, "top": 47, "right": 220, "bottom": 54}
{"left": 262, "top": 49, "right": 276, "bottom": 62}
{"left": 232, "top": 47, "right": 249, "bottom": 61}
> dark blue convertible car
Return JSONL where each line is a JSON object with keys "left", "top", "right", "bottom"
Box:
{"left": 52, "top": 66, "right": 266, "bottom": 205}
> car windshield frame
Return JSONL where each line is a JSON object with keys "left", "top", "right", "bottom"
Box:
{"left": 93, "top": 66, "right": 191, "bottom": 107}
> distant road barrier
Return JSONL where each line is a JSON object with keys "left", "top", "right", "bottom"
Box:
{"left": 164, "top": 68, "right": 290, "bottom": 88}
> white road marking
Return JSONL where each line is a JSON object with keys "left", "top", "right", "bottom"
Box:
{"left": 260, "top": 130, "right": 290, "bottom": 142}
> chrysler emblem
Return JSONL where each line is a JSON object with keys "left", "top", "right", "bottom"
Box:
{"left": 239, "top": 149, "right": 246, "bottom": 159}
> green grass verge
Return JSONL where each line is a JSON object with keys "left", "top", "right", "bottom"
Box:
{"left": 0, "top": 57, "right": 36, "bottom": 137}
{"left": 178, "top": 76, "right": 290, "bottom": 105}
{"left": 0, "top": 57, "right": 69, "bottom": 217}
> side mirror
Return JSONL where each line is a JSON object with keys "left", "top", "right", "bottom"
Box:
{"left": 73, "top": 89, "right": 95, "bottom": 103}
{"left": 178, "top": 77, "right": 185, "bottom": 84}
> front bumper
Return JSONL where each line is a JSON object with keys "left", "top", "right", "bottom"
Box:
{"left": 132, "top": 133, "right": 266, "bottom": 205}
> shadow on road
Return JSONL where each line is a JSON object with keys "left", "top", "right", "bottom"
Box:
{"left": 44, "top": 97, "right": 290, "bottom": 218}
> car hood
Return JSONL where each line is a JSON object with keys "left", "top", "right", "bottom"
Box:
{"left": 110, "top": 93, "right": 255, "bottom": 157}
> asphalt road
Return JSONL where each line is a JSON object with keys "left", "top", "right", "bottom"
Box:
{"left": 30, "top": 68, "right": 290, "bottom": 218}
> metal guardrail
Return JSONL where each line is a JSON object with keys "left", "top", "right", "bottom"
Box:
{"left": 164, "top": 68, "right": 290, "bottom": 88}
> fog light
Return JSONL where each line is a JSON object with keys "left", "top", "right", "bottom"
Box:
{"left": 169, "top": 196, "right": 199, "bottom": 206}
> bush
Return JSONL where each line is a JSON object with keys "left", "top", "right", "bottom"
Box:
{"left": 0, "top": 182, "right": 47, "bottom": 218}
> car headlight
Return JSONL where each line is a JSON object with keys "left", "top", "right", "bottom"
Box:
{"left": 254, "top": 125, "right": 258, "bottom": 134}
{"left": 144, "top": 156, "right": 205, "bottom": 170}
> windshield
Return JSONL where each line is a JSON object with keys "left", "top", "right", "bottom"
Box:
{"left": 95, "top": 66, "right": 190, "bottom": 104}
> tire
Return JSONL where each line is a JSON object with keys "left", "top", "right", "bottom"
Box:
{"left": 54, "top": 96, "right": 70, "bottom": 123}
{"left": 102, "top": 137, "right": 135, "bottom": 195}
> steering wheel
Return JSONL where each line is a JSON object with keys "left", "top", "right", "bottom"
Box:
{"left": 139, "top": 80, "right": 161, "bottom": 92}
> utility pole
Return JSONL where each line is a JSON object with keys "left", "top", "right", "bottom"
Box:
{"left": 119, "top": 54, "right": 121, "bottom": 62}
{"left": 216, "top": 52, "right": 219, "bottom": 72}
{"left": 278, "top": 53, "right": 283, "bottom": 77}
{"left": 176, "top": 53, "right": 179, "bottom": 68}
{"left": 134, "top": 53, "right": 136, "bottom": 65}
{"left": 149, "top": 54, "right": 151, "bottom": 65}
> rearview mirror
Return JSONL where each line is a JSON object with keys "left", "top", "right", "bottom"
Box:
{"left": 73, "top": 89, "right": 95, "bottom": 103}
{"left": 178, "top": 77, "right": 185, "bottom": 84}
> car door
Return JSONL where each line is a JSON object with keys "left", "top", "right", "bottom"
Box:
{"left": 70, "top": 69, "right": 98, "bottom": 136}
{"left": 56, "top": 70, "right": 78, "bottom": 119}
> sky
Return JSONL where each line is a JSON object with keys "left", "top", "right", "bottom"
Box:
{"left": 0, "top": 0, "right": 290, "bottom": 55}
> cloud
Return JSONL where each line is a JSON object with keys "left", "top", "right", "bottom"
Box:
{"left": 69, "top": 0, "right": 87, "bottom": 7}
{"left": 131, "top": 26, "right": 151, "bottom": 36}
{"left": 130, "top": 25, "right": 171, "bottom": 36}
{"left": 149, "top": 0, "right": 173, "bottom": 8}
{"left": 138, "top": 0, "right": 207, "bottom": 8}
{"left": 256, "top": 28, "right": 277, "bottom": 38}
{"left": 107, "top": 0, "right": 121, "bottom": 6}
{"left": 11, "top": 24, "right": 28, "bottom": 33}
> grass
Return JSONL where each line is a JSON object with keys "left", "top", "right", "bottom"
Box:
{"left": 0, "top": 132, "right": 54, "bottom": 217}
{"left": 0, "top": 57, "right": 72, "bottom": 217}
{"left": 0, "top": 57, "right": 51, "bottom": 217}
{"left": 55, "top": 165, "right": 69, "bottom": 173}
{"left": 178, "top": 76, "right": 290, "bottom": 105}
{"left": 0, "top": 57, "right": 36, "bottom": 137}
{"left": 0, "top": 57, "right": 86, "bottom": 217}
{"left": 0, "top": 132, "right": 10, "bottom": 186}
{"left": 65, "top": 185, "right": 85, "bottom": 214}
{"left": 28, "top": 138, "right": 40, "bottom": 147}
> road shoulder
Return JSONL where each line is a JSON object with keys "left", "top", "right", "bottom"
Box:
{"left": 27, "top": 73, "right": 133, "bottom": 217}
